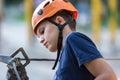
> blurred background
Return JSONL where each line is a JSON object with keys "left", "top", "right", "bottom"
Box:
{"left": 0, "top": 0, "right": 120, "bottom": 79}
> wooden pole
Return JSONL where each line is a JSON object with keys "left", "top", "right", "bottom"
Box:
{"left": 24, "top": 0, "right": 34, "bottom": 45}
{"left": 91, "top": 0, "right": 102, "bottom": 44}
{"left": 108, "top": 0, "right": 117, "bottom": 44}
{"left": 0, "top": 0, "right": 3, "bottom": 47}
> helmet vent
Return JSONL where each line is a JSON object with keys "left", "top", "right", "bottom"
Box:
{"left": 44, "top": 1, "right": 50, "bottom": 8}
{"left": 63, "top": 0, "right": 68, "bottom": 2}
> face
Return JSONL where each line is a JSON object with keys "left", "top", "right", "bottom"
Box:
{"left": 36, "top": 21, "right": 59, "bottom": 52}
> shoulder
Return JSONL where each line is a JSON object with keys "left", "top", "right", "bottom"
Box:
{"left": 65, "top": 32, "right": 96, "bottom": 47}
{"left": 66, "top": 32, "right": 93, "bottom": 42}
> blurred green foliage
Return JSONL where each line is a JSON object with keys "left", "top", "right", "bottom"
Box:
{"left": 4, "top": 0, "right": 23, "bottom": 6}
{"left": 3, "top": 0, "right": 120, "bottom": 27}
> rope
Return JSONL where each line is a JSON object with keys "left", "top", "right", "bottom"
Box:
{"left": 20, "top": 58, "right": 120, "bottom": 61}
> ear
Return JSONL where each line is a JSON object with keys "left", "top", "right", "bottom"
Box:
{"left": 55, "top": 16, "right": 65, "bottom": 25}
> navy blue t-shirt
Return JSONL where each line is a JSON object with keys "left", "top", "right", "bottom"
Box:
{"left": 54, "top": 32, "right": 103, "bottom": 80}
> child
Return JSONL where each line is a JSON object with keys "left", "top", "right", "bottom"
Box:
{"left": 32, "top": 0, "right": 117, "bottom": 80}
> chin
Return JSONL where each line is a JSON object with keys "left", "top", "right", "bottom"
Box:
{"left": 49, "top": 48, "right": 57, "bottom": 52}
{"left": 49, "top": 49, "right": 57, "bottom": 52}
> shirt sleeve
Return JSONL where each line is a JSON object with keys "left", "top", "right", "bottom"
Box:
{"left": 66, "top": 32, "right": 103, "bottom": 66}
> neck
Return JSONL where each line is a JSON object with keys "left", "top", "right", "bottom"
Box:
{"left": 62, "top": 25, "right": 75, "bottom": 48}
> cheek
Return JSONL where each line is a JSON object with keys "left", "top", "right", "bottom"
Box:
{"left": 45, "top": 27, "right": 59, "bottom": 42}
{"left": 47, "top": 35, "right": 58, "bottom": 52}
{"left": 46, "top": 29, "right": 59, "bottom": 51}
{"left": 44, "top": 25, "right": 59, "bottom": 51}
{"left": 49, "top": 31, "right": 58, "bottom": 46}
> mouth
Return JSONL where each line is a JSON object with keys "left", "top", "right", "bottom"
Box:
{"left": 45, "top": 45, "right": 48, "bottom": 48}
{"left": 43, "top": 42, "right": 48, "bottom": 48}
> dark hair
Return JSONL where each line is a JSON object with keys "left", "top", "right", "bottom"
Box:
{"left": 48, "top": 10, "right": 76, "bottom": 30}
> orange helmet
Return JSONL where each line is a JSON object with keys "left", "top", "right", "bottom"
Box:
{"left": 32, "top": 0, "right": 78, "bottom": 35}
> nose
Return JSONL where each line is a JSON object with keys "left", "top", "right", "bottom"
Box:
{"left": 37, "top": 35, "right": 44, "bottom": 43}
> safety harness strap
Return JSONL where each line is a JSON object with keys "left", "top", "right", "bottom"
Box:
{"left": 47, "top": 19, "right": 68, "bottom": 70}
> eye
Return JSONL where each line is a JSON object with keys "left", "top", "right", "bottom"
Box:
{"left": 40, "top": 30, "right": 44, "bottom": 34}
{"left": 38, "top": 27, "right": 45, "bottom": 35}
{"left": 36, "top": 28, "right": 44, "bottom": 38}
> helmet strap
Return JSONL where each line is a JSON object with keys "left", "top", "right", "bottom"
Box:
{"left": 47, "top": 19, "right": 68, "bottom": 70}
